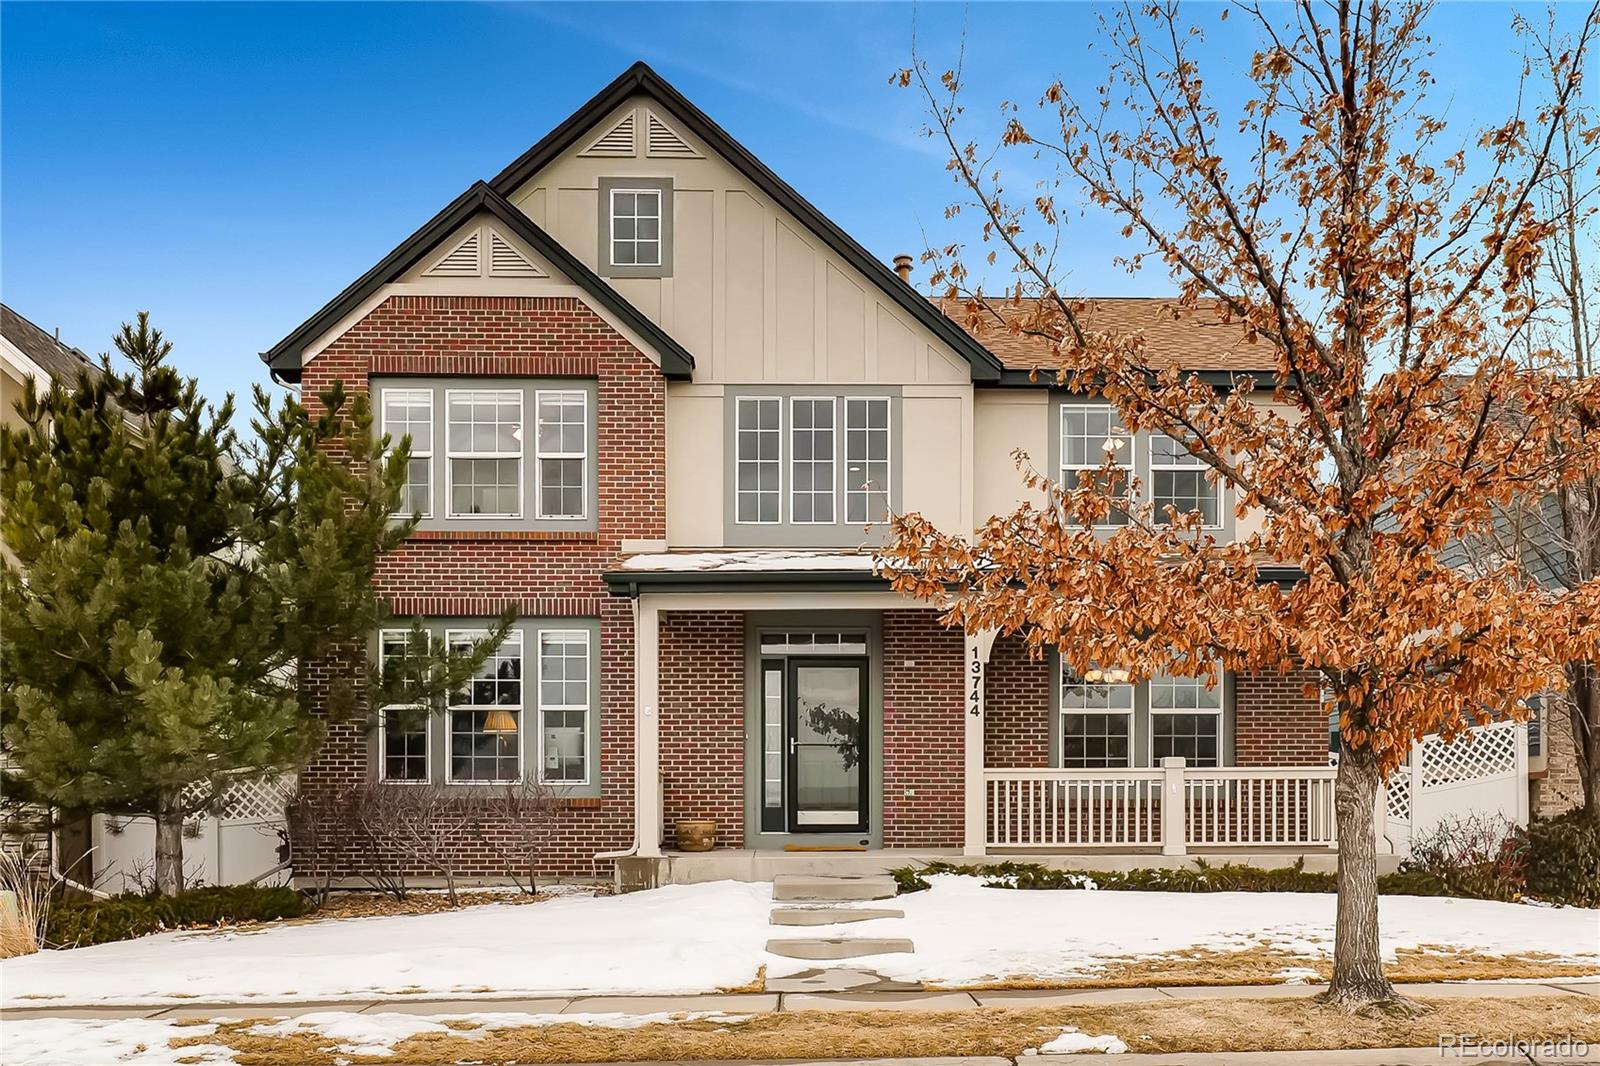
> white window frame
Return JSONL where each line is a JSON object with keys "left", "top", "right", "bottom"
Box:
{"left": 1060, "top": 404, "right": 1135, "bottom": 529}
{"left": 445, "top": 628, "right": 524, "bottom": 785}
{"left": 1149, "top": 432, "right": 1222, "bottom": 530}
{"left": 789, "top": 396, "right": 837, "bottom": 526}
{"left": 444, "top": 389, "right": 524, "bottom": 521}
{"left": 380, "top": 388, "right": 434, "bottom": 520}
{"left": 735, "top": 396, "right": 784, "bottom": 525}
{"left": 534, "top": 389, "right": 589, "bottom": 521}
{"left": 536, "top": 628, "right": 592, "bottom": 786}
{"left": 1059, "top": 667, "right": 1135, "bottom": 769}
{"left": 1148, "top": 672, "right": 1225, "bottom": 768}
{"left": 609, "top": 187, "right": 663, "bottom": 269}
{"left": 377, "top": 628, "right": 431, "bottom": 784}
{"left": 845, "top": 396, "right": 892, "bottom": 525}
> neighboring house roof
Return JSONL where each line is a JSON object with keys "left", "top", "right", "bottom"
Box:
{"left": 260, "top": 182, "right": 696, "bottom": 383}
{"left": 935, "top": 296, "right": 1275, "bottom": 379}
{"left": 1, "top": 304, "right": 99, "bottom": 386}
{"left": 488, "top": 61, "right": 1007, "bottom": 383}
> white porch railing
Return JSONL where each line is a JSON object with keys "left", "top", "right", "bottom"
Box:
{"left": 985, "top": 760, "right": 1337, "bottom": 853}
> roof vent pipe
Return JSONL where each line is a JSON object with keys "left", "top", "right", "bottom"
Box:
{"left": 892, "top": 254, "right": 914, "bottom": 284}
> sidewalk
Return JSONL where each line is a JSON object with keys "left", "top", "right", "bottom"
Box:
{"left": 3, "top": 978, "right": 1595, "bottom": 1020}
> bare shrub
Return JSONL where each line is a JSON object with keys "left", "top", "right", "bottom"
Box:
{"left": 1402, "top": 812, "right": 1527, "bottom": 900}
{"left": 485, "top": 779, "right": 565, "bottom": 894}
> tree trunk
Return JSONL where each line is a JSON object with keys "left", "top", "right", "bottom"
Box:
{"left": 1324, "top": 746, "right": 1402, "bottom": 1011}
{"left": 152, "top": 791, "right": 186, "bottom": 897}
{"left": 1569, "top": 662, "right": 1600, "bottom": 823}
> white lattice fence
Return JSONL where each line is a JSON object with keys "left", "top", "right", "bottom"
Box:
{"left": 1418, "top": 724, "right": 1519, "bottom": 787}
{"left": 1385, "top": 721, "right": 1528, "bottom": 857}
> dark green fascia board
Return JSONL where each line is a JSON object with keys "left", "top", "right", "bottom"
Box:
{"left": 489, "top": 61, "right": 1005, "bottom": 384}
{"left": 990, "top": 368, "right": 1278, "bottom": 391}
{"left": 259, "top": 181, "right": 696, "bottom": 384}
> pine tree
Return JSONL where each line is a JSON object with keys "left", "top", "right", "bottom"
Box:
{"left": 0, "top": 313, "right": 503, "bottom": 895}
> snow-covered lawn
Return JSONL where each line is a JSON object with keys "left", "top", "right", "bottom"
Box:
{"left": 4, "top": 875, "right": 1598, "bottom": 1007}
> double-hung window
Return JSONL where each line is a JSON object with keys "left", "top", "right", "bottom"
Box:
{"left": 1060, "top": 666, "right": 1135, "bottom": 768}
{"left": 447, "top": 629, "right": 523, "bottom": 783}
{"left": 736, "top": 397, "right": 782, "bottom": 524}
{"left": 1061, "top": 405, "right": 1134, "bottom": 526}
{"left": 845, "top": 398, "right": 891, "bottom": 523}
{"left": 447, "top": 390, "right": 522, "bottom": 518}
{"left": 537, "top": 629, "right": 590, "bottom": 784}
{"left": 1151, "top": 433, "right": 1219, "bottom": 527}
{"left": 378, "top": 629, "right": 429, "bottom": 782}
{"left": 609, "top": 188, "right": 662, "bottom": 268}
{"left": 1149, "top": 673, "right": 1223, "bottom": 767}
{"left": 790, "top": 398, "right": 836, "bottom": 524}
{"left": 536, "top": 390, "right": 587, "bottom": 519}
{"left": 381, "top": 389, "right": 433, "bottom": 518}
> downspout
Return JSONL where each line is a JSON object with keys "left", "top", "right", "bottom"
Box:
{"left": 593, "top": 594, "right": 641, "bottom": 863}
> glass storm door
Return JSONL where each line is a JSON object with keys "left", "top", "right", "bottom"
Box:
{"left": 786, "top": 658, "right": 868, "bottom": 833}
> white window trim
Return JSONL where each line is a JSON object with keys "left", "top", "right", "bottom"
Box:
{"left": 1149, "top": 672, "right": 1226, "bottom": 768}
{"left": 845, "top": 396, "right": 892, "bottom": 525}
{"left": 534, "top": 389, "right": 589, "bottom": 521}
{"left": 381, "top": 388, "right": 435, "bottom": 520}
{"left": 444, "top": 388, "right": 524, "bottom": 521}
{"left": 445, "top": 628, "right": 524, "bottom": 785}
{"left": 1059, "top": 669, "right": 1136, "bottom": 770}
{"left": 377, "top": 628, "right": 432, "bottom": 784}
{"left": 734, "top": 395, "right": 784, "bottom": 526}
{"left": 609, "top": 187, "right": 663, "bottom": 268}
{"left": 1060, "top": 403, "right": 1135, "bottom": 531}
{"left": 788, "top": 395, "right": 838, "bottom": 526}
{"left": 536, "top": 627, "right": 592, "bottom": 787}
{"left": 1149, "top": 432, "right": 1224, "bottom": 531}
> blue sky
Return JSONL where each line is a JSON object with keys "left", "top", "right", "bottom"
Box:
{"left": 1, "top": 2, "right": 1581, "bottom": 411}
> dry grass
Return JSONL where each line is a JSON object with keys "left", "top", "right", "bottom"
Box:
{"left": 932, "top": 943, "right": 1600, "bottom": 990}
{"left": 170, "top": 994, "right": 1600, "bottom": 1064}
{"left": 301, "top": 889, "right": 595, "bottom": 922}
{"left": 0, "top": 849, "right": 49, "bottom": 959}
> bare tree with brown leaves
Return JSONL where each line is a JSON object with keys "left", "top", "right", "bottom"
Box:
{"left": 884, "top": 0, "right": 1600, "bottom": 1012}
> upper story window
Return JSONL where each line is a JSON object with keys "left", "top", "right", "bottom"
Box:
{"left": 599, "top": 177, "right": 673, "bottom": 279}
{"left": 447, "top": 390, "right": 523, "bottom": 518}
{"left": 1055, "top": 400, "right": 1229, "bottom": 534}
{"left": 378, "top": 378, "right": 597, "bottom": 534}
{"left": 725, "top": 390, "right": 901, "bottom": 547}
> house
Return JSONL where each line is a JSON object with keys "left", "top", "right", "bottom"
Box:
{"left": 262, "top": 63, "right": 1535, "bottom": 886}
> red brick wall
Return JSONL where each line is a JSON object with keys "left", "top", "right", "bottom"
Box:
{"left": 985, "top": 634, "right": 1052, "bottom": 769}
{"left": 296, "top": 295, "right": 664, "bottom": 878}
{"left": 1534, "top": 702, "right": 1582, "bottom": 817}
{"left": 1234, "top": 669, "right": 1328, "bottom": 767}
{"left": 881, "top": 610, "right": 965, "bottom": 847}
{"left": 659, "top": 611, "right": 746, "bottom": 847}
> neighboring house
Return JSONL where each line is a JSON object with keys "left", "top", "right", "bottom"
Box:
{"left": 263, "top": 63, "right": 1530, "bottom": 885}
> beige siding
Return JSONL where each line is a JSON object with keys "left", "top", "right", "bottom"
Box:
{"left": 665, "top": 383, "right": 724, "bottom": 548}
{"left": 506, "top": 95, "right": 970, "bottom": 386}
{"left": 974, "top": 390, "right": 1050, "bottom": 522}
{"left": 1, "top": 364, "right": 26, "bottom": 433}
{"left": 902, "top": 386, "right": 972, "bottom": 533}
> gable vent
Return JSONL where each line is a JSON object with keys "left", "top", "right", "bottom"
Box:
{"left": 581, "top": 112, "right": 636, "bottom": 157}
{"left": 488, "top": 231, "right": 544, "bottom": 277}
{"left": 647, "top": 113, "right": 701, "bottom": 158}
{"left": 423, "top": 231, "right": 482, "bottom": 277}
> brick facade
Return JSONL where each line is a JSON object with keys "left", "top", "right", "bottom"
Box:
{"left": 984, "top": 634, "right": 1052, "bottom": 769}
{"left": 296, "top": 295, "right": 664, "bottom": 879}
{"left": 659, "top": 611, "right": 746, "bottom": 847}
{"left": 1234, "top": 668, "right": 1328, "bottom": 767}
{"left": 1534, "top": 702, "right": 1583, "bottom": 818}
{"left": 881, "top": 610, "right": 966, "bottom": 847}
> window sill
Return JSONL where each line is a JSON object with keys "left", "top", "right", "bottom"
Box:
{"left": 407, "top": 529, "right": 600, "bottom": 543}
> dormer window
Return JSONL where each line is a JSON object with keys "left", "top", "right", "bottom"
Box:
{"left": 598, "top": 177, "right": 673, "bottom": 279}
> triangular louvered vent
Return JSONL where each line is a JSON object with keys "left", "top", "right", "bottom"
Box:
{"left": 423, "top": 231, "right": 481, "bottom": 277}
{"left": 488, "top": 231, "right": 545, "bottom": 277}
{"left": 581, "top": 113, "right": 636, "bottom": 157}
{"left": 646, "top": 113, "right": 701, "bottom": 158}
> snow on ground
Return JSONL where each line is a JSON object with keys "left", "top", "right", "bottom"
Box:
{"left": 1029, "top": 1027, "right": 1129, "bottom": 1054}
{"left": 0, "top": 1018, "right": 234, "bottom": 1066}
{"left": 4, "top": 875, "right": 1597, "bottom": 1007}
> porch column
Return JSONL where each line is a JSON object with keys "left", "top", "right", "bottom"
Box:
{"left": 963, "top": 628, "right": 997, "bottom": 857}
{"left": 634, "top": 598, "right": 662, "bottom": 858}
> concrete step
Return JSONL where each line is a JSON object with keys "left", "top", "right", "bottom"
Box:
{"left": 772, "top": 874, "right": 899, "bottom": 901}
{"left": 764, "top": 937, "right": 915, "bottom": 960}
{"left": 770, "top": 906, "right": 903, "bottom": 926}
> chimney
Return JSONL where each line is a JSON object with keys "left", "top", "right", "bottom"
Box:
{"left": 892, "top": 254, "right": 914, "bottom": 284}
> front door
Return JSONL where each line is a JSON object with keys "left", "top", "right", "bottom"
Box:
{"left": 785, "top": 657, "right": 868, "bottom": 833}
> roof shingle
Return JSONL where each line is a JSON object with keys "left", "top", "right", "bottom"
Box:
{"left": 1, "top": 304, "right": 99, "bottom": 384}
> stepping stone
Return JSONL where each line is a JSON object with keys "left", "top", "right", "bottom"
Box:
{"left": 772, "top": 874, "right": 898, "bottom": 902}
{"left": 766, "top": 967, "right": 924, "bottom": 993}
{"left": 770, "top": 906, "right": 903, "bottom": 926}
{"left": 764, "top": 937, "right": 914, "bottom": 960}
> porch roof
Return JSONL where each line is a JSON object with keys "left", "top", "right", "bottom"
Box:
{"left": 603, "top": 549, "right": 889, "bottom": 595}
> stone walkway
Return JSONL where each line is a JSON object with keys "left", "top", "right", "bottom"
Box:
{"left": 3, "top": 978, "right": 1593, "bottom": 1021}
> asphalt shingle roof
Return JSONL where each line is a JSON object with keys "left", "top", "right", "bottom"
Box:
{"left": 1, "top": 304, "right": 99, "bottom": 384}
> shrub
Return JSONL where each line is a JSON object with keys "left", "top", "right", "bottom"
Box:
{"left": 1519, "top": 810, "right": 1600, "bottom": 907}
{"left": 1397, "top": 812, "right": 1526, "bottom": 902}
{"left": 46, "top": 885, "right": 308, "bottom": 948}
